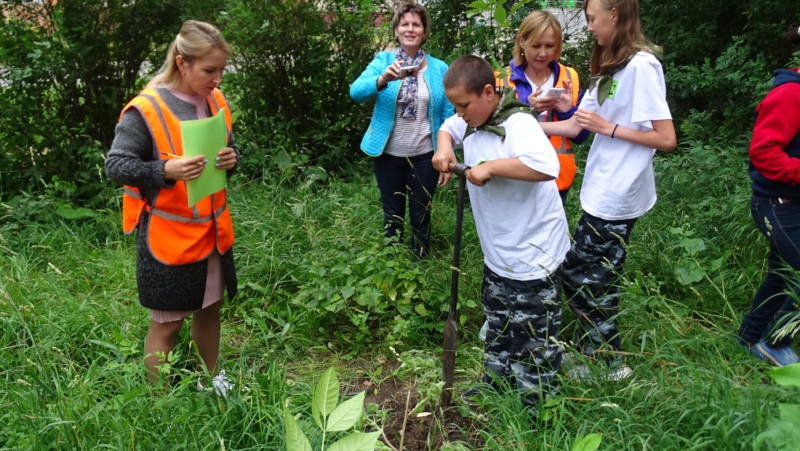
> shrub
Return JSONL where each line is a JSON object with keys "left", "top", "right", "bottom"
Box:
{"left": 641, "top": 0, "right": 800, "bottom": 137}
{"left": 219, "top": 0, "right": 393, "bottom": 179}
{"left": 0, "top": 0, "right": 186, "bottom": 201}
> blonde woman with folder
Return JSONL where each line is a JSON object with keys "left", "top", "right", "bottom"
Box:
{"left": 105, "top": 20, "right": 240, "bottom": 395}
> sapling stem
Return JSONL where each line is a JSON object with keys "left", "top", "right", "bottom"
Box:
{"left": 399, "top": 382, "right": 414, "bottom": 451}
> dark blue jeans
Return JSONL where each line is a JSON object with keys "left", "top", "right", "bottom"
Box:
{"left": 737, "top": 195, "right": 800, "bottom": 347}
{"left": 373, "top": 151, "right": 438, "bottom": 258}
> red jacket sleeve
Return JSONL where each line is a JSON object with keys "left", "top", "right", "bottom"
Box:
{"left": 749, "top": 82, "right": 800, "bottom": 185}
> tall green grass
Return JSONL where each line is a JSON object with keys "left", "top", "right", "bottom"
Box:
{"left": 0, "top": 140, "right": 796, "bottom": 449}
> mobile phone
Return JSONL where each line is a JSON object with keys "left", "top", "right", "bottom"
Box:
{"left": 544, "top": 87, "right": 564, "bottom": 98}
{"left": 400, "top": 65, "right": 419, "bottom": 78}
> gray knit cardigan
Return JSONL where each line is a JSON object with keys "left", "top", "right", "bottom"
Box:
{"left": 105, "top": 86, "right": 240, "bottom": 311}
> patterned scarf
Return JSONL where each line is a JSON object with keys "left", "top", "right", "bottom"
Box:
{"left": 463, "top": 87, "right": 533, "bottom": 142}
{"left": 396, "top": 47, "right": 426, "bottom": 120}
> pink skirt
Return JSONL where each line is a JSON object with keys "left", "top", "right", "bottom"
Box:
{"left": 150, "top": 251, "right": 224, "bottom": 323}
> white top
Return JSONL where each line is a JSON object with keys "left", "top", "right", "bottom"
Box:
{"left": 441, "top": 113, "right": 569, "bottom": 280}
{"left": 385, "top": 66, "right": 434, "bottom": 157}
{"left": 577, "top": 51, "right": 672, "bottom": 220}
{"left": 524, "top": 72, "right": 555, "bottom": 122}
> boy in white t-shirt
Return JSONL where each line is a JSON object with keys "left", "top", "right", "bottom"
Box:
{"left": 432, "top": 55, "right": 569, "bottom": 411}
{"left": 539, "top": 0, "right": 676, "bottom": 380}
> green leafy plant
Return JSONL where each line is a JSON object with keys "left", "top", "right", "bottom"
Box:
{"left": 466, "top": 0, "right": 532, "bottom": 30}
{"left": 221, "top": 0, "right": 393, "bottom": 178}
{"left": 462, "top": 0, "right": 534, "bottom": 67}
{"left": 669, "top": 226, "right": 731, "bottom": 287}
{"left": 295, "top": 235, "right": 444, "bottom": 353}
{"left": 756, "top": 364, "right": 800, "bottom": 451}
{"left": 0, "top": 0, "right": 184, "bottom": 199}
{"left": 284, "top": 367, "right": 381, "bottom": 451}
{"left": 389, "top": 348, "right": 444, "bottom": 416}
{"left": 572, "top": 433, "right": 603, "bottom": 451}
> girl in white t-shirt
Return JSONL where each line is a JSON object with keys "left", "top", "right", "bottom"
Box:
{"left": 540, "top": 0, "right": 676, "bottom": 380}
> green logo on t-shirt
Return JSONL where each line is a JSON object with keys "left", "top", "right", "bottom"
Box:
{"left": 608, "top": 80, "right": 619, "bottom": 100}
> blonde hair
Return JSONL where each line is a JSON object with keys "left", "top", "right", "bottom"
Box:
{"left": 513, "top": 11, "right": 563, "bottom": 68}
{"left": 585, "top": 0, "right": 658, "bottom": 75}
{"left": 149, "top": 20, "right": 230, "bottom": 88}
{"left": 391, "top": 1, "right": 430, "bottom": 46}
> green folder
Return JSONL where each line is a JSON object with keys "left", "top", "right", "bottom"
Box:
{"left": 181, "top": 108, "right": 228, "bottom": 207}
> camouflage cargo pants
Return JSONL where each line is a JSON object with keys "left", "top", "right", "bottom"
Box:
{"left": 482, "top": 265, "right": 562, "bottom": 407}
{"left": 561, "top": 212, "right": 637, "bottom": 358}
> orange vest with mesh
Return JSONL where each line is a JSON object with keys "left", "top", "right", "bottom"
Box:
{"left": 495, "top": 63, "right": 580, "bottom": 191}
{"left": 119, "top": 87, "right": 235, "bottom": 266}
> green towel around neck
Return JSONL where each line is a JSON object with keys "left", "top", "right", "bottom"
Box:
{"left": 588, "top": 48, "right": 663, "bottom": 106}
{"left": 462, "top": 87, "right": 534, "bottom": 142}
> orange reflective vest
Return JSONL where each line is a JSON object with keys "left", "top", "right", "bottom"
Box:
{"left": 495, "top": 63, "right": 580, "bottom": 191}
{"left": 119, "top": 87, "right": 235, "bottom": 266}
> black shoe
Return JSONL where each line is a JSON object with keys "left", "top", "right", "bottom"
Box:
{"left": 461, "top": 387, "right": 483, "bottom": 406}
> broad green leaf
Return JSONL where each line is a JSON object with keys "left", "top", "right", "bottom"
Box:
{"left": 291, "top": 203, "right": 304, "bottom": 218}
{"left": 679, "top": 238, "right": 705, "bottom": 256}
{"left": 674, "top": 260, "right": 705, "bottom": 285}
{"left": 284, "top": 408, "right": 312, "bottom": 451}
{"left": 572, "top": 433, "right": 603, "bottom": 451}
{"left": 327, "top": 431, "right": 382, "bottom": 451}
{"left": 246, "top": 282, "right": 267, "bottom": 294}
{"left": 341, "top": 286, "right": 355, "bottom": 300}
{"left": 274, "top": 150, "right": 292, "bottom": 170}
{"left": 305, "top": 166, "right": 328, "bottom": 183}
{"left": 756, "top": 417, "right": 800, "bottom": 451}
{"left": 768, "top": 363, "right": 800, "bottom": 388}
{"left": 493, "top": 6, "right": 507, "bottom": 26}
{"left": 56, "top": 204, "right": 96, "bottom": 219}
{"left": 326, "top": 391, "right": 365, "bottom": 432}
{"left": 778, "top": 403, "right": 800, "bottom": 428}
{"left": 312, "top": 367, "right": 339, "bottom": 429}
{"left": 414, "top": 303, "right": 428, "bottom": 317}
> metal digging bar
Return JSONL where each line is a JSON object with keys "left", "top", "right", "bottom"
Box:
{"left": 441, "top": 162, "right": 471, "bottom": 407}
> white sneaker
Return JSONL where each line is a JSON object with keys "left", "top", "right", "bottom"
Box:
{"left": 479, "top": 320, "right": 489, "bottom": 342}
{"left": 567, "top": 363, "right": 632, "bottom": 383}
{"left": 212, "top": 370, "right": 233, "bottom": 397}
{"left": 197, "top": 370, "right": 233, "bottom": 397}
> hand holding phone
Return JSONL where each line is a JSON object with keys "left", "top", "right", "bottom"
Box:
{"left": 544, "top": 87, "right": 564, "bottom": 98}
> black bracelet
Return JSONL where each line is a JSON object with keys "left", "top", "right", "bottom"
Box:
{"left": 611, "top": 124, "right": 619, "bottom": 139}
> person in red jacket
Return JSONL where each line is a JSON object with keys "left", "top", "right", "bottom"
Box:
{"left": 736, "top": 24, "right": 800, "bottom": 367}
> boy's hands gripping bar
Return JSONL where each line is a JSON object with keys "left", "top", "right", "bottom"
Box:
{"left": 452, "top": 163, "right": 471, "bottom": 178}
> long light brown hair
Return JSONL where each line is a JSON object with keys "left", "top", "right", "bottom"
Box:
{"left": 585, "top": 0, "right": 658, "bottom": 75}
{"left": 512, "top": 11, "right": 564, "bottom": 68}
{"left": 148, "top": 20, "right": 230, "bottom": 88}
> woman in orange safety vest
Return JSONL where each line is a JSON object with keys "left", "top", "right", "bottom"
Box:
{"left": 105, "top": 20, "right": 239, "bottom": 395}
{"left": 495, "top": 11, "right": 589, "bottom": 207}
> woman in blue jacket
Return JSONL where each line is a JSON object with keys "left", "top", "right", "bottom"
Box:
{"left": 350, "top": 1, "right": 453, "bottom": 259}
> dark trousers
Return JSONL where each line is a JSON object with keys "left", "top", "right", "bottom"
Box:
{"left": 558, "top": 187, "right": 571, "bottom": 208}
{"left": 561, "top": 212, "right": 637, "bottom": 358}
{"left": 373, "top": 151, "right": 438, "bottom": 257}
{"left": 737, "top": 195, "right": 800, "bottom": 347}
{"left": 482, "top": 266, "right": 562, "bottom": 407}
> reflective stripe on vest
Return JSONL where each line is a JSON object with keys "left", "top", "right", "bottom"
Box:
{"left": 118, "top": 87, "right": 235, "bottom": 265}
{"left": 494, "top": 63, "right": 580, "bottom": 154}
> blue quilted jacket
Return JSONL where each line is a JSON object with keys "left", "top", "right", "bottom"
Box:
{"left": 350, "top": 51, "right": 454, "bottom": 157}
